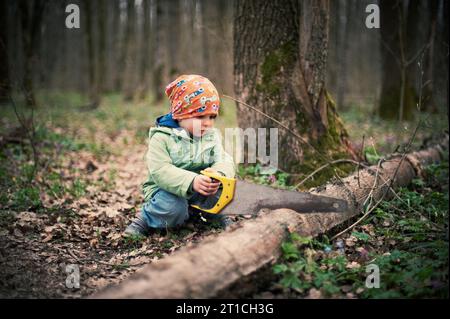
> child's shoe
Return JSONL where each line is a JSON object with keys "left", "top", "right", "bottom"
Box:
{"left": 203, "top": 214, "right": 234, "bottom": 230}
{"left": 219, "top": 216, "right": 234, "bottom": 229}
{"left": 124, "top": 215, "right": 152, "bottom": 237}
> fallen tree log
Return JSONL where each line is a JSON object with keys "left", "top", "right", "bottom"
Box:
{"left": 92, "top": 136, "right": 448, "bottom": 298}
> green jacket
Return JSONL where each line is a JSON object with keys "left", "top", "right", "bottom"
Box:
{"left": 142, "top": 122, "right": 236, "bottom": 202}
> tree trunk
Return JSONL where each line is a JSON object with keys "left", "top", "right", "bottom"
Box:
{"left": 165, "top": 0, "right": 180, "bottom": 80}
{"left": 336, "top": 0, "right": 350, "bottom": 110}
{"left": 97, "top": 0, "right": 107, "bottom": 94}
{"left": 19, "top": 0, "right": 45, "bottom": 108}
{"left": 123, "top": 0, "right": 137, "bottom": 101}
{"left": 199, "top": 0, "right": 209, "bottom": 75}
{"left": 427, "top": 0, "right": 448, "bottom": 114}
{"left": 379, "top": 0, "right": 418, "bottom": 121}
{"left": 108, "top": 1, "right": 123, "bottom": 91}
{"left": 233, "top": 0, "right": 357, "bottom": 178}
{"left": 138, "top": 0, "right": 152, "bottom": 100}
{"left": 83, "top": 0, "right": 99, "bottom": 108}
{"left": 92, "top": 135, "right": 448, "bottom": 299}
{"left": 115, "top": 0, "right": 131, "bottom": 93}
{"left": 421, "top": 0, "right": 439, "bottom": 113}
{"left": 200, "top": 0, "right": 233, "bottom": 94}
{"left": 0, "top": 0, "right": 10, "bottom": 104}
{"left": 152, "top": 0, "right": 165, "bottom": 103}
{"left": 218, "top": 0, "right": 234, "bottom": 95}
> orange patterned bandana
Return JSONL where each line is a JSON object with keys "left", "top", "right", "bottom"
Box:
{"left": 165, "top": 74, "right": 220, "bottom": 120}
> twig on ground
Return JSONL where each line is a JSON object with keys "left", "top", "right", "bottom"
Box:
{"left": 8, "top": 93, "right": 39, "bottom": 180}
{"left": 357, "top": 135, "right": 365, "bottom": 188}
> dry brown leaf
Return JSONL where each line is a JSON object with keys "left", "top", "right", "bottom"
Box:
{"left": 106, "top": 232, "right": 122, "bottom": 241}
{"left": 345, "top": 237, "right": 356, "bottom": 247}
{"left": 13, "top": 228, "right": 24, "bottom": 237}
{"left": 42, "top": 234, "right": 53, "bottom": 243}
{"left": 44, "top": 225, "right": 58, "bottom": 233}
{"left": 89, "top": 238, "right": 99, "bottom": 248}
{"left": 128, "top": 256, "right": 151, "bottom": 266}
{"left": 103, "top": 207, "right": 119, "bottom": 218}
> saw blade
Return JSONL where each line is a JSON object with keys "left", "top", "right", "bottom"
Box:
{"left": 218, "top": 180, "right": 348, "bottom": 215}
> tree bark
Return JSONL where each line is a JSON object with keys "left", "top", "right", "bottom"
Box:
{"left": 83, "top": 0, "right": 99, "bottom": 108}
{"left": 92, "top": 135, "right": 448, "bottom": 299}
{"left": 0, "top": 0, "right": 10, "bottom": 103}
{"left": 115, "top": 0, "right": 133, "bottom": 93}
{"left": 379, "top": 0, "right": 421, "bottom": 121}
{"left": 152, "top": 0, "right": 165, "bottom": 103}
{"left": 200, "top": 0, "right": 233, "bottom": 95}
{"left": 97, "top": 0, "right": 107, "bottom": 94}
{"left": 336, "top": 0, "right": 350, "bottom": 110}
{"left": 138, "top": 0, "right": 152, "bottom": 100}
{"left": 441, "top": 0, "right": 449, "bottom": 113}
{"left": 233, "top": 0, "right": 357, "bottom": 177}
{"left": 19, "top": 0, "right": 46, "bottom": 108}
{"left": 111, "top": 0, "right": 121, "bottom": 92}
{"left": 123, "top": 0, "right": 137, "bottom": 101}
{"left": 165, "top": 0, "right": 180, "bottom": 79}
{"left": 218, "top": 0, "right": 234, "bottom": 95}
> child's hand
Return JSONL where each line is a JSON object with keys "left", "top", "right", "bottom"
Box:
{"left": 193, "top": 174, "right": 221, "bottom": 196}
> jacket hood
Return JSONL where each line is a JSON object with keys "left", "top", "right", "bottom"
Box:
{"left": 150, "top": 112, "right": 217, "bottom": 141}
{"left": 156, "top": 112, "right": 179, "bottom": 128}
{"left": 150, "top": 112, "right": 189, "bottom": 141}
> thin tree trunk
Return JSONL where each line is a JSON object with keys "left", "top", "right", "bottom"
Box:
{"left": 19, "top": 0, "right": 46, "bottom": 108}
{"left": 201, "top": 0, "right": 229, "bottom": 92}
{"left": 83, "top": 0, "right": 99, "bottom": 108}
{"left": 199, "top": 0, "right": 209, "bottom": 75}
{"left": 422, "top": 0, "right": 439, "bottom": 112}
{"left": 219, "top": 0, "right": 234, "bottom": 95}
{"left": 379, "top": 0, "right": 418, "bottom": 121}
{"left": 123, "top": 0, "right": 137, "bottom": 101}
{"left": 336, "top": 0, "right": 349, "bottom": 110}
{"left": 112, "top": 0, "right": 122, "bottom": 92}
{"left": 138, "top": 0, "right": 152, "bottom": 100}
{"left": 115, "top": 0, "right": 131, "bottom": 93}
{"left": 97, "top": 0, "right": 107, "bottom": 94}
{"left": 152, "top": 0, "right": 165, "bottom": 103}
{"left": 0, "top": 0, "right": 10, "bottom": 103}
{"left": 165, "top": 0, "right": 180, "bottom": 78}
{"left": 191, "top": 0, "right": 204, "bottom": 74}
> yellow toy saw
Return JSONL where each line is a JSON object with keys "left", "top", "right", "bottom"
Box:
{"left": 191, "top": 170, "right": 348, "bottom": 215}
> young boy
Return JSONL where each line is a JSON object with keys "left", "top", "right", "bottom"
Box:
{"left": 125, "top": 74, "right": 236, "bottom": 236}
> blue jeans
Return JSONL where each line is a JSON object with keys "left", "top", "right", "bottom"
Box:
{"left": 140, "top": 189, "right": 221, "bottom": 229}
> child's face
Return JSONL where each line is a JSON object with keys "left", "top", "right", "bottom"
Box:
{"left": 178, "top": 114, "right": 216, "bottom": 137}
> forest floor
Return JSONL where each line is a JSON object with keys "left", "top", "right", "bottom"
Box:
{"left": 0, "top": 92, "right": 448, "bottom": 298}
